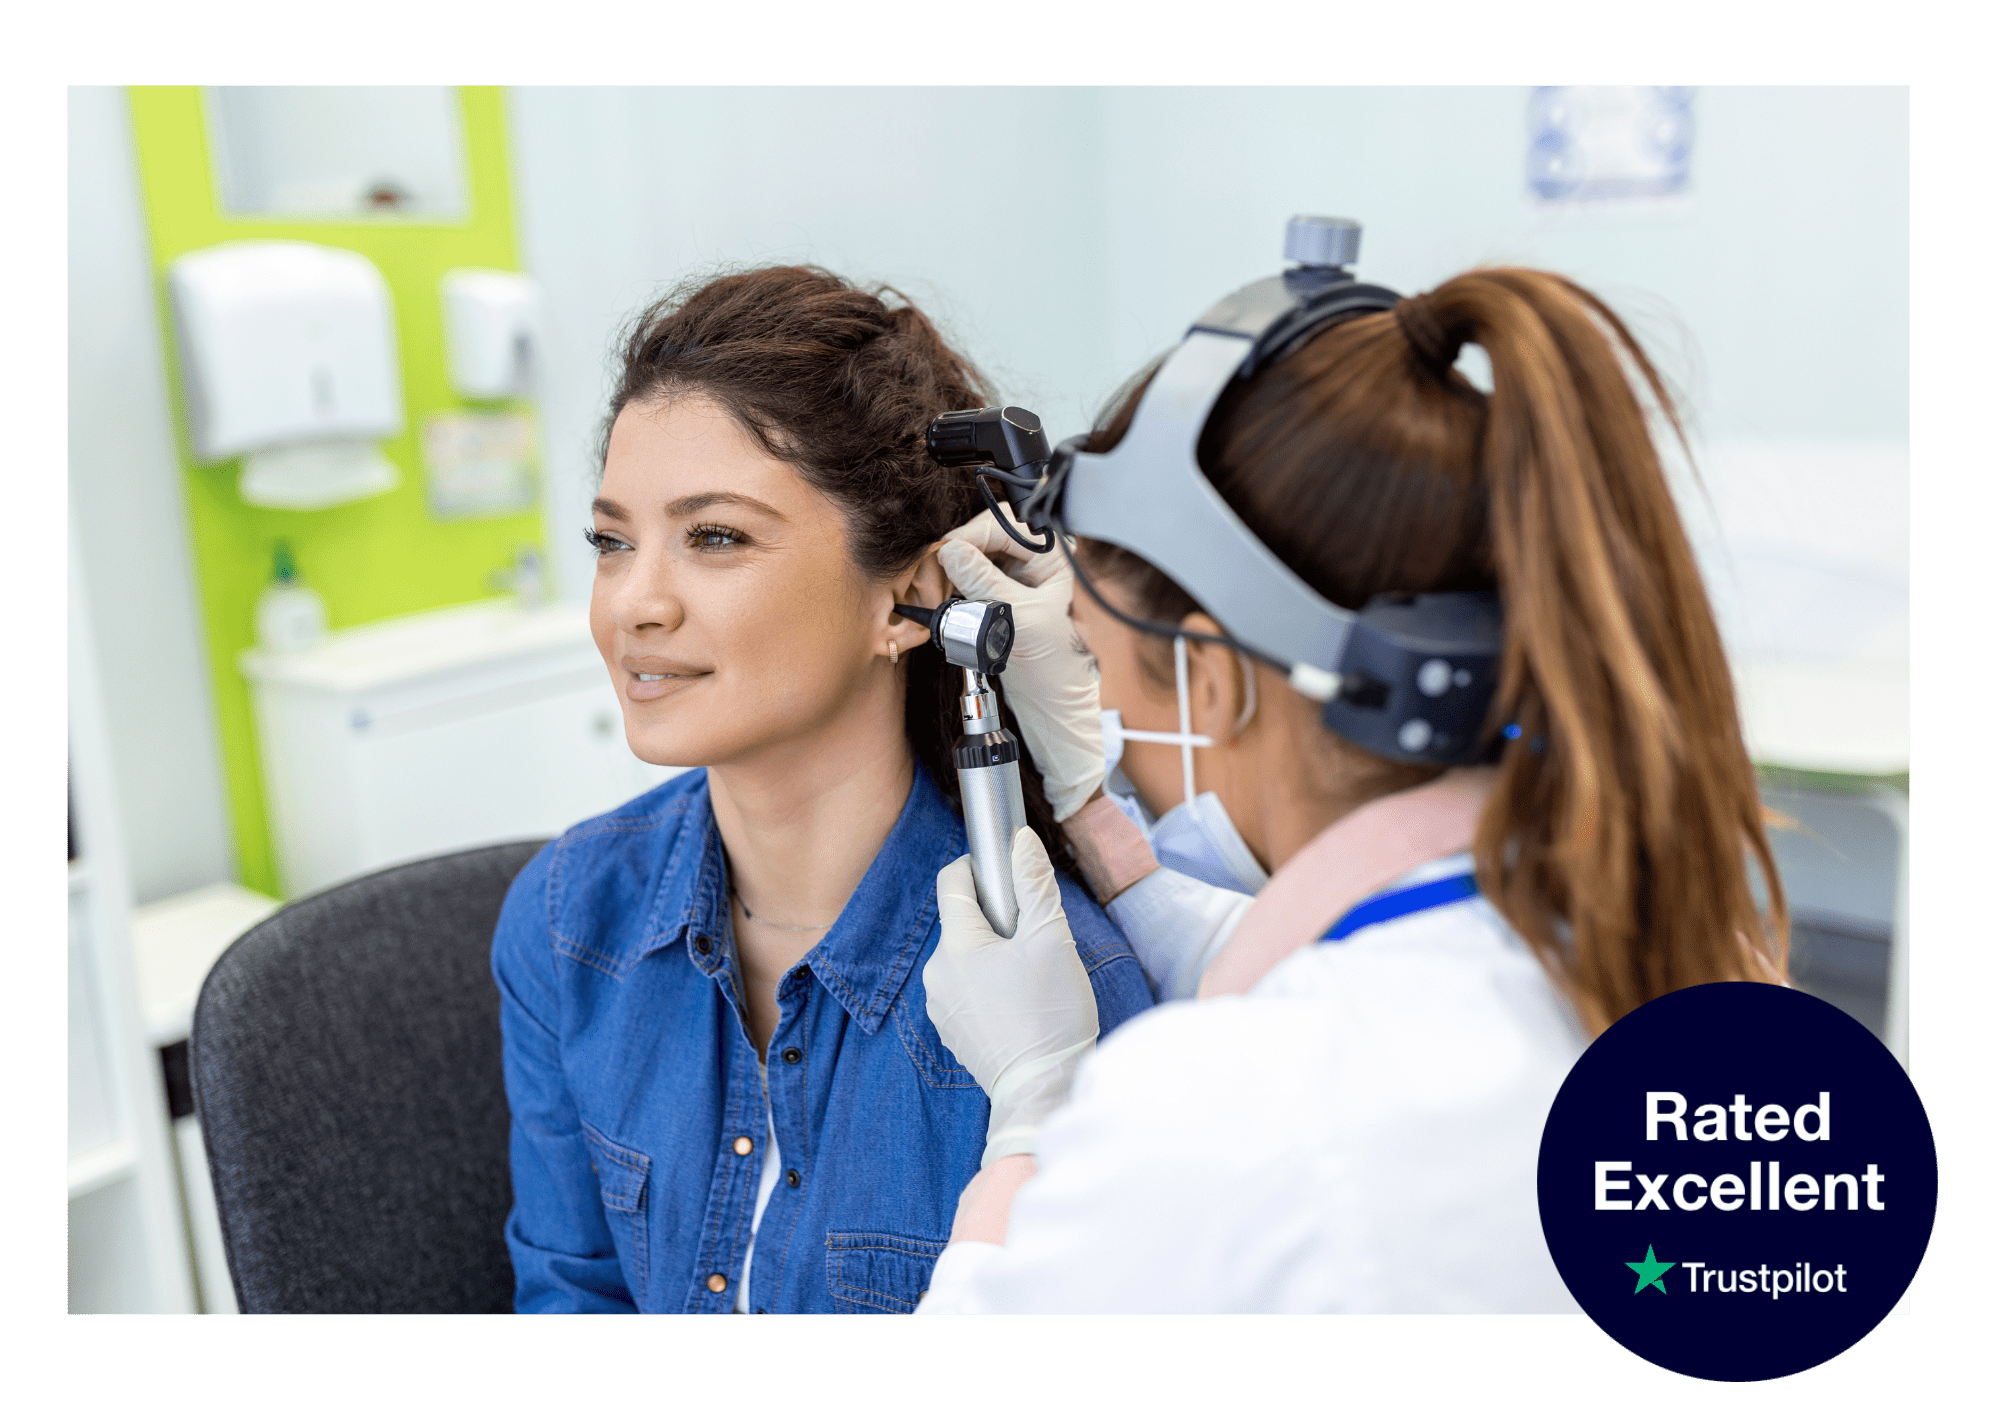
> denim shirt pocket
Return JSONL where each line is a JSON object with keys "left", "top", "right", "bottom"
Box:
{"left": 892, "top": 991, "right": 984, "bottom": 1089}
{"left": 580, "top": 1119, "right": 651, "bottom": 1305}
{"left": 825, "top": 1231, "right": 949, "bottom": 1314}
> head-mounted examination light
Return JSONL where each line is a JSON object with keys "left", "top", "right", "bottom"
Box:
{"left": 926, "top": 216, "right": 1506, "bottom": 768}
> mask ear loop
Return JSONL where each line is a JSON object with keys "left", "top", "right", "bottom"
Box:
{"left": 1174, "top": 635, "right": 1198, "bottom": 809}
{"left": 1108, "top": 637, "right": 1226, "bottom": 810}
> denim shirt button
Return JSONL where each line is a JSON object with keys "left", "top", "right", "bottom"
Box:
{"left": 782, "top": 1047, "right": 802, "bottom": 1064}
{"left": 694, "top": 934, "right": 713, "bottom": 955}
{"left": 707, "top": 1273, "right": 727, "bottom": 1293}
{"left": 786, "top": 1168, "right": 801, "bottom": 1188}
{"left": 733, "top": 1136, "right": 753, "bottom": 1156}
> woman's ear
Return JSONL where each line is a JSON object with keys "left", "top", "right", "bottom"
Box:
{"left": 903, "top": 544, "right": 951, "bottom": 611}
{"left": 1180, "top": 612, "right": 1254, "bottom": 739}
{"left": 877, "top": 545, "right": 950, "bottom": 661}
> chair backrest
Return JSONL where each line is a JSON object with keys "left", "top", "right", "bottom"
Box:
{"left": 190, "top": 839, "right": 548, "bottom": 1313}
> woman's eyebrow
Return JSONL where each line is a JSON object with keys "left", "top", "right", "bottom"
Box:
{"left": 590, "top": 496, "right": 630, "bottom": 521}
{"left": 664, "top": 491, "right": 788, "bottom": 521}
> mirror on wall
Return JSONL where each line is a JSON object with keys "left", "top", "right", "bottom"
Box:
{"left": 205, "top": 86, "right": 469, "bottom": 220}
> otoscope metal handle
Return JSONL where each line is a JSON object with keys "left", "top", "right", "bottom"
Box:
{"left": 953, "top": 667, "right": 1025, "bottom": 938}
{"left": 958, "top": 755, "right": 1026, "bottom": 938}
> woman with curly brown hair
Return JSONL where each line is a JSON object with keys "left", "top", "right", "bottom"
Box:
{"left": 491, "top": 266, "right": 1153, "bottom": 1313}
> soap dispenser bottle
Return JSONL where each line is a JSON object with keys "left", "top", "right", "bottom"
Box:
{"left": 256, "top": 540, "right": 328, "bottom": 653}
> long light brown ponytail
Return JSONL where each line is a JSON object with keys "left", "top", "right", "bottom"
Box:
{"left": 1079, "top": 266, "right": 1787, "bottom": 1034}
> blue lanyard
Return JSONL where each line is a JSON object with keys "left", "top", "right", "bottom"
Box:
{"left": 1319, "top": 873, "right": 1479, "bottom": 943}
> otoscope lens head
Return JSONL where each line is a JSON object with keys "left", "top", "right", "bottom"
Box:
{"left": 934, "top": 597, "right": 1015, "bottom": 675}
{"left": 984, "top": 615, "right": 1013, "bottom": 667}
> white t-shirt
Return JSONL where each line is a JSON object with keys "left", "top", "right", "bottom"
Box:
{"left": 733, "top": 1063, "right": 782, "bottom": 1313}
{"left": 918, "top": 853, "right": 1589, "bottom": 1313}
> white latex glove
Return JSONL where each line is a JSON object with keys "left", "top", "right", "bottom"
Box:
{"left": 938, "top": 509, "right": 1104, "bottom": 821}
{"left": 926, "top": 826, "right": 1100, "bottom": 1167}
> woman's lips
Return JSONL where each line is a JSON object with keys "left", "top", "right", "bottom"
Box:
{"left": 626, "top": 673, "right": 704, "bottom": 703}
{"left": 622, "top": 656, "right": 710, "bottom": 703}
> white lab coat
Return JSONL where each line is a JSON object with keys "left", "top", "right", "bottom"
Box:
{"left": 917, "top": 853, "right": 1588, "bottom": 1313}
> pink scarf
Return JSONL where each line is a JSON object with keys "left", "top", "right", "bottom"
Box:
{"left": 1197, "top": 767, "right": 1497, "bottom": 998}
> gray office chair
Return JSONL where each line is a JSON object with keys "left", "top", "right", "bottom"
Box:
{"left": 189, "top": 839, "right": 548, "bottom": 1313}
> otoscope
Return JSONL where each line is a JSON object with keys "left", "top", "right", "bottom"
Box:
{"left": 893, "top": 595, "right": 1026, "bottom": 937}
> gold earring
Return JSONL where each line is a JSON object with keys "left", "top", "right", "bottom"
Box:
{"left": 889, "top": 641, "right": 899, "bottom": 665}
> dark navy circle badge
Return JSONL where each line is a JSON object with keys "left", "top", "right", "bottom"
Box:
{"left": 1537, "top": 982, "right": 1935, "bottom": 1381}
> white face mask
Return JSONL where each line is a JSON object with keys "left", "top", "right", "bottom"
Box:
{"left": 1150, "top": 792, "right": 1270, "bottom": 896}
{"left": 1100, "top": 637, "right": 1267, "bottom": 896}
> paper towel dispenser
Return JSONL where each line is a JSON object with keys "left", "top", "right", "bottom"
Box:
{"left": 168, "top": 241, "right": 405, "bottom": 510}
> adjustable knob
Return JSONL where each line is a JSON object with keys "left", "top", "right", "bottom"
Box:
{"left": 1284, "top": 215, "right": 1361, "bottom": 269}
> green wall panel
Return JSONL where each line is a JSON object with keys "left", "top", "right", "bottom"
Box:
{"left": 126, "top": 86, "right": 548, "bottom": 897}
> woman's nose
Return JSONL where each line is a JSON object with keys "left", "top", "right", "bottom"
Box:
{"left": 604, "top": 548, "right": 684, "bottom": 634}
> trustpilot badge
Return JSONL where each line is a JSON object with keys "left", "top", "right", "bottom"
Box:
{"left": 1537, "top": 983, "right": 1936, "bottom": 1381}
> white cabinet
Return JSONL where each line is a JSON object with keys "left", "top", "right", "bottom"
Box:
{"left": 242, "top": 599, "right": 679, "bottom": 898}
{"left": 68, "top": 875, "right": 123, "bottom": 1163}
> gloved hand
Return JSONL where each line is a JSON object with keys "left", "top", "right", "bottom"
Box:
{"left": 927, "top": 826, "right": 1100, "bottom": 1167}
{"left": 938, "top": 509, "right": 1104, "bottom": 821}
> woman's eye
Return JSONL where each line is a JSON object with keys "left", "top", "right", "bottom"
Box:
{"left": 686, "top": 523, "right": 747, "bottom": 552}
{"left": 583, "top": 527, "right": 631, "bottom": 557}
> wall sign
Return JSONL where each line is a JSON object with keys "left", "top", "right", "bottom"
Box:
{"left": 1529, "top": 86, "right": 1694, "bottom": 204}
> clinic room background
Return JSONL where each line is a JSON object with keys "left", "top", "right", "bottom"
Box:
{"left": 67, "top": 86, "right": 1908, "bottom": 1313}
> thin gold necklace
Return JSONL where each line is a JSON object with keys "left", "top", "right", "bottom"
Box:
{"left": 731, "top": 887, "right": 831, "bottom": 933}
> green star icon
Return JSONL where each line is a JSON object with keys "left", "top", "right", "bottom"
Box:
{"left": 1626, "top": 1245, "right": 1676, "bottom": 1295}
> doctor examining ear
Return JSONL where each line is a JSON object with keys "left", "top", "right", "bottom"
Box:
{"left": 915, "top": 217, "right": 1789, "bottom": 1313}
{"left": 935, "top": 514, "right": 1272, "bottom": 1001}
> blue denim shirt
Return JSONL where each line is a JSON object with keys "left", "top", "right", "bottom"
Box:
{"left": 493, "top": 765, "right": 1154, "bottom": 1313}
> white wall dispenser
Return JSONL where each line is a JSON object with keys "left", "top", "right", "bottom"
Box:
{"left": 168, "top": 240, "right": 405, "bottom": 510}
{"left": 441, "top": 268, "right": 539, "bottom": 400}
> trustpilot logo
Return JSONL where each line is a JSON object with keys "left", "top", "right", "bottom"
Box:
{"left": 1624, "top": 1245, "right": 1851, "bottom": 1299}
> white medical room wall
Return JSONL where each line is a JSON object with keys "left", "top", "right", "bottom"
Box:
{"left": 69, "top": 86, "right": 237, "bottom": 905}
{"left": 506, "top": 86, "right": 1117, "bottom": 609}
{"left": 1090, "top": 87, "right": 1906, "bottom": 442}
{"left": 1088, "top": 86, "right": 1909, "bottom": 776}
